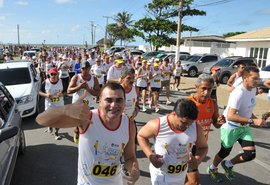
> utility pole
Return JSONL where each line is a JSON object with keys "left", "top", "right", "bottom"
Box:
{"left": 93, "top": 25, "right": 96, "bottom": 45}
{"left": 90, "top": 21, "right": 94, "bottom": 47}
{"left": 103, "top": 16, "right": 110, "bottom": 51}
{"left": 175, "top": 0, "right": 184, "bottom": 64}
{"left": 17, "top": 24, "right": 20, "bottom": 45}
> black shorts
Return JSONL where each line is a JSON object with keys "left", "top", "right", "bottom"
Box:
{"left": 151, "top": 87, "right": 160, "bottom": 92}
{"left": 138, "top": 86, "right": 147, "bottom": 91}
{"left": 174, "top": 76, "right": 181, "bottom": 80}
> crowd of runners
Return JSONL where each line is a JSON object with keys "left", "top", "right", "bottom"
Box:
{"left": 26, "top": 46, "right": 269, "bottom": 185}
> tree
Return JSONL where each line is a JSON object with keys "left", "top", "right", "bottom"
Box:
{"left": 223, "top": 32, "right": 246, "bottom": 38}
{"left": 106, "top": 11, "right": 136, "bottom": 46}
{"left": 134, "top": 0, "right": 206, "bottom": 50}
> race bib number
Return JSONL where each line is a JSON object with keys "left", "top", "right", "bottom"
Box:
{"left": 50, "top": 97, "right": 60, "bottom": 103}
{"left": 91, "top": 164, "right": 118, "bottom": 177}
{"left": 83, "top": 99, "right": 89, "bottom": 106}
{"left": 154, "top": 79, "right": 160, "bottom": 82}
{"left": 167, "top": 163, "right": 187, "bottom": 174}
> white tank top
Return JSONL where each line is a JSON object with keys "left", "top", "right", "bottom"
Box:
{"left": 136, "top": 67, "right": 148, "bottom": 87}
{"left": 72, "top": 74, "right": 95, "bottom": 108}
{"left": 44, "top": 79, "right": 64, "bottom": 110}
{"left": 150, "top": 68, "right": 162, "bottom": 88}
{"left": 92, "top": 64, "right": 105, "bottom": 85}
{"left": 162, "top": 65, "right": 171, "bottom": 81}
{"left": 150, "top": 115, "right": 197, "bottom": 184}
{"left": 77, "top": 109, "right": 129, "bottom": 185}
{"left": 124, "top": 85, "right": 137, "bottom": 118}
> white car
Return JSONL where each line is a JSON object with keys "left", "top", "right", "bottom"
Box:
{"left": 260, "top": 64, "right": 270, "bottom": 82}
{"left": 21, "top": 50, "right": 38, "bottom": 60}
{"left": 0, "top": 61, "right": 41, "bottom": 118}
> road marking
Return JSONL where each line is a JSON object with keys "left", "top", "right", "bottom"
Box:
{"left": 158, "top": 104, "right": 169, "bottom": 110}
{"left": 254, "top": 159, "right": 270, "bottom": 171}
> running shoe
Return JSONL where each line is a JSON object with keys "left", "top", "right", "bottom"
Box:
{"left": 221, "top": 161, "right": 235, "bottom": 181}
{"left": 207, "top": 165, "right": 223, "bottom": 183}
{"left": 142, "top": 106, "right": 147, "bottom": 112}
{"left": 166, "top": 100, "right": 172, "bottom": 105}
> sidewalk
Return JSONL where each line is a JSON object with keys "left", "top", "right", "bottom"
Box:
{"left": 178, "top": 76, "right": 270, "bottom": 119}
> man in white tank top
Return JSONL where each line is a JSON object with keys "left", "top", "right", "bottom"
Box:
{"left": 227, "top": 63, "right": 245, "bottom": 92}
{"left": 39, "top": 68, "right": 64, "bottom": 140}
{"left": 137, "top": 99, "right": 208, "bottom": 185}
{"left": 67, "top": 61, "right": 101, "bottom": 144}
{"left": 36, "top": 83, "right": 140, "bottom": 185}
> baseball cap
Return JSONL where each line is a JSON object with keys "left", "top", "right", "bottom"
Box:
{"left": 142, "top": 60, "right": 147, "bottom": 63}
{"left": 154, "top": 62, "right": 160, "bottom": 67}
{"left": 81, "top": 61, "right": 90, "bottom": 68}
{"left": 115, "top": 56, "right": 124, "bottom": 63}
{"left": 49, "top": 68, "right": 58, "bottom": 74}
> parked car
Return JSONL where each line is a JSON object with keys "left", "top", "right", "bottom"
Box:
{"left": 155, "top": 52, "right": 191, "bottom": 63}
{"left": 259, "top": 64, "right": 270, "bottom": 82}
{"left": 0, "top": 61, "right": 41, "bottom": 118}
{"left": 203, "top": 56, "right": 257, "bottom": 84}
{"left": 0, "top": 82, "right": 25, "bottom": 185}
{"left": 21, "top": 50, "right": 38, "bottom": 60}
{"left": 181, "top": 54, "right": 220, "bottom": 77}
{"left": 115, "top": 49, "right": 145, "bottom": 59}
{"left": 141, "top": 51, "right": 165, "bottom": 60}
{"left": 106, "top": 46, "right": 125, "bottom": 55}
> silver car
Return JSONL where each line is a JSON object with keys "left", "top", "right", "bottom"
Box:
{"left": 0, "top": 82, "right": 26, "bottom": 185}
{"left": 203, "top": 56, "right": 257, "bottom": 84}
{"left": 181, "top": 54, "right": 220, "bottom": 77}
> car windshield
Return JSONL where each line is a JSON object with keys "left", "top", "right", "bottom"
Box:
{"left": 0, "top": 68, "right": 31, "bottom": 85}
{"left": 215, "top": 58, "right": 235, "bottom": 67}
{"left": 261, "top": 65, "right": 270, "bottom": 71}
{"left": 156, "top": 53, "right": 167, "bottom": 59}
{"left": 187, "top": 55, "right": 202, "bottom": 62}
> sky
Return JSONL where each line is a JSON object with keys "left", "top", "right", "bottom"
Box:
{"left": 0, "top": 0, "right": 270, "bottom": 46}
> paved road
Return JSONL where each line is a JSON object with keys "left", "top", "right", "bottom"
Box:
{"left": 11, "top": 77, "right": 270, "bottom": 185}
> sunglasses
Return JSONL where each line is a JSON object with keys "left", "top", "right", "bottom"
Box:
{"left": 50, "top": 73, "right": 58, "bottom": 76}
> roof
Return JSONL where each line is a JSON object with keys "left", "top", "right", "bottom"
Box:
{"left": 226, "top": 27, "right": 270, "bottom": 42}
{"left": 0, "top": 61, "right": 31, "bottom": 69}
{"left": 182, "top": 35, "right": 227, "bottom": 42}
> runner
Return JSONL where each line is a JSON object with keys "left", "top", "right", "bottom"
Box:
{"left": 36, "top": 83, "right": 140, "bottom": 185}
{"left": 67, "top": 61, "right": 100, "bottom": 144}
{"left": 39, "top": 68, "right": 64, "bottom": 140}
{"left": 107, "top": 56, "right": 125, "bottom": 83}
{"left": 207, "top": 66, "right": 266, "bottom": 183}
{"left": 160, "top": 58, "right": 173, "bottom": 105}
{"left": 137, "top": 98, "right": 208, "bottom": 185}
{"left": 173, "top": 60, "right": 183, "bottom": 91}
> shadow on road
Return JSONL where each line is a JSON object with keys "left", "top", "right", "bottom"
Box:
{"left": 200, "top": 172, "right": 268, "bottom": 185}
{"left": 11, "top": 144, "right": 78, "bottom": 185}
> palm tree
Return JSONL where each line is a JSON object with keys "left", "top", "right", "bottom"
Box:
{"left": 113, "top": 11, "right": 134, "bottom": 45}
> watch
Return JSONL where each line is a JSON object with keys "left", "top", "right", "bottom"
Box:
{"left": 248, "top": 118, "right": 254, "bottom": 125}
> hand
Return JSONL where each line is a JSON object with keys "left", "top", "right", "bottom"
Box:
{"left": 253, "top": 118, "right": 266, "bottom": 126}
{"left": 187, "top": 152, "right": 198, "bottom": 170}
{"left": 57, "top": 92, "right": 63, "bottom": 97}
{"left": 149, "top": 153, "right": 164, "bottom": 168}
{"left": 79, "top": 81, "right": 88, "bottom": 89}
{"left": 217, "top": 114, "right": 226, "bottom": 125}
{"left": 124, "top": 162, "right": 140, "bottom": 185}
{"left": 64, "top": 92, "right": 90, "bottom": 124}
{"left": 47, "top": 93, "right": 53, "bottom": 99}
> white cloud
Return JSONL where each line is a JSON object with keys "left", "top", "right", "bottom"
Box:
{"left": 71, "top": 24, "right": 80, "bottom": 32}
{"left": 16, "top": 0, "right": 28, "bottom": 6}
{"left": 41, "top": 29, "right": 53, "bottom": 34}
{"left": 0, "top": 16, "right": 5, "bottom": 21}
{"left": 0, "top": 0, "right": 3, "bottom": 8}
{"left": 55, "top": 0, "right": 75, "bottom": 4}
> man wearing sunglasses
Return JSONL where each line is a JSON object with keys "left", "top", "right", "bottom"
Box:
{"left": 39, "top": 67, "right": 64, "bottom": 140}
{"left": 67, "top": 61, "right": 100, "bottom": 143}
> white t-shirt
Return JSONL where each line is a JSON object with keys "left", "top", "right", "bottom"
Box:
{"left": 223, "top": 84, "right": 256, "bottom": 129}
{"left": 44, "top": 79, "right": 64, "bottom": 109}
{"left": 107, "top": 65, "right": 123, "bottom": 82}
{"left": 91, "top": 64, "right": 105, "bottom": 85}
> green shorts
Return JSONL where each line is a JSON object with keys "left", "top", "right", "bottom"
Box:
{"left": 220, "top": 126, "right": 254, "bottom": 148}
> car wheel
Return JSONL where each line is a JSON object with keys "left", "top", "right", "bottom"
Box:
{"left": 18, "top": 129, "right": 26, "bottom": 155}
{"left": 221, "top": 74, "right": 230, "bottom": 84}
{"left": 188, "top": 68, "right": 197, "bottom": 77}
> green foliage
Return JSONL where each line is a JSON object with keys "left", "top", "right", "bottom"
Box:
{"left": 223, "top": 32, "right": 246, "bottom": 38}
{"left": 134, "top": 0, "right": 206, "bottom": 50}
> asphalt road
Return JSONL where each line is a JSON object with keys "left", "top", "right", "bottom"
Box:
{"left": 11, "top": 78, "right": 270, "bottom": 185}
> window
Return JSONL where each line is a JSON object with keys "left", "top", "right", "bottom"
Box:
{"left": 0, "top": 68, "right": 31, "bottom": 86}
{"left": 0, "top": 85, "right": 14, "bottom": 124}
{"left": 249, "top": 47, "right": 268, "bottom": 68}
